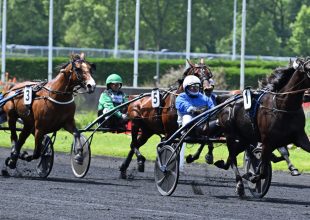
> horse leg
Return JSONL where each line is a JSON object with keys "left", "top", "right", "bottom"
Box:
{"left": 213, "top": 138, "right": 235, "bottom": 170}
{"left": 119, "top": 125, "right": 151, "bottom": 178}
{"left": 205, "top": 142, "right": 214, "bottom": 164}
{"left": 226, "top": 139, "right": 245, "bottom": 197}
{"left": 5, "top": 114, "right": 21, "bottom": 169}
{"left": 230, "top": 156, "right": 245, "bottom": 198}
{"left": 204, "top": 119, "right": 221, "bottom": 164}
{"left": 186, "top": 143, "right": 205, "bottom": 163}
{"left": 19, "top": 127, "right": 44, "bottom": 162}
{"left": 294, "top": 131, "right": 310, "bottom": 153}
{"left": 277, "top": 146, "right": 300, "bottom": 176}
{"left": 214, "top": 139, "right": 245, "bottom": 197}
{"left": 119, "top": 148, "right": 135, "bottom": 179}
{"left": 72, "top": 130, "right": 83, "bottom": 164}
{"left": 213, "top": 155, "right": 231, "bottom": 170}
{"left": 16, "top": 125, "right": 33, "bottom": 161}
{"left": 119, "top": 122, "right": 140, "bottom": 179}
{"left": 133, "top": 130, "right": 151, "bottom": 172}
{"left": 251, "top": 143, "right": 272, "bottom": 183}
{"left": 63, "top": 121, "right": 83, "bottom": 164}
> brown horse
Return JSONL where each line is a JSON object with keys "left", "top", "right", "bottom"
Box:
{"left": 119, "top": 59, "right": 214, "bottom": 178}
{"left": 215, "top": 57, "right": 310, "bottom": 197}
{"left": 2, "top": 53, "right": 96, "bottom": 171}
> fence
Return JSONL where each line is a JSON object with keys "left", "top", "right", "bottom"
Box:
{"left": 3, "top": 44, "right": 292, "bottom": 61}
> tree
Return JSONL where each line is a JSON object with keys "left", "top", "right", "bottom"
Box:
{"left": 6, "top": 0, "right": 49, "bottom": 45}
{"left": 191, "top": 0, "right": 234, "bottom": 53}
{"left": 288, "top": 5, "right": 310, "bottom": 56}
{"left": 246, "top": 13, "right": 281, "bottom": 56}
{"left": 62, "top": 0, "right": 116, "bottom": 48}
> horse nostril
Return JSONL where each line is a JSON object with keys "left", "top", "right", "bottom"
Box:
{"left": 87, "top": 83, "right": 96, "bottom": 91}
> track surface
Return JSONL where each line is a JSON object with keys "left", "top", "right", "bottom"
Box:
{"left": 0, "top": 147, "right": 309, "bottom": 220}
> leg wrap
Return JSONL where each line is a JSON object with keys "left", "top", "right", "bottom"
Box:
{"left": 277, "top": 146, "right": 289, "bottom": 157}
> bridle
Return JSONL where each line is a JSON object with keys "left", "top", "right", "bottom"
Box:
{"left": 59, "top": 59, "right": 95, "bottom": 93}
{"left": 187, "top": 64, "right": 213, "bottom": 86}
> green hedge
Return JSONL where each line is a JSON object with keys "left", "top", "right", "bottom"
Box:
{"left": 3, "top": 57, "right": 287, "bottom": 89}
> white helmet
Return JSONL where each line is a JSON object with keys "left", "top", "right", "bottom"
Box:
{"left": 183, "top": 75, "right": 201, "bottom": 97}
{"left": 183, "top": 75, "right": 201, "bottom": 90}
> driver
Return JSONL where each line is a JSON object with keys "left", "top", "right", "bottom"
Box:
{"left": 176, "top": 75, "right": 215, "bottom": 125}
{"left": 176, "top": 75, "right": 215, "bottom": 171}
{"left": 97, "top": 73, "right": 128, "bottom": 131}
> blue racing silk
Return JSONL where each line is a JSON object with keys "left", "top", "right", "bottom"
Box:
{"left": 175, "top": 92, "right": 215, "bottom": 115}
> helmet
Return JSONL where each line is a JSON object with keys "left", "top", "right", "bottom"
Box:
{"left": 183, "top": 75, "right": 201, "bottom": 90}
{"left": 183, "top": 75, "right": 201, "bottom": 97}
{"left": 106, "top": 73, "right": 123, "bottom": 86}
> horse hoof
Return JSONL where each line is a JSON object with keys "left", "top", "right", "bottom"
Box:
{"left": 186, "top": 155, "right": 194, "bottom": 163}
{"left": 236, "top": 182, "right": 245, "bottom": 198}
{"left": 119, "top": 170, "right": 127, "bottom": 179}
{"left": 290, "top": 169, "right": 301, "bottom": 176}
{"left": 236, "top": 188, "right": 245, "bottom": 198}
{"left": 19, "top": 151, "right": 28, "bottom": 160}
{"left": 7, "top": 159, "right": 17, "bottom": 169}
{"left": 205, "top": 154, "right": 214, "bottom": 164}
{"left": 5, "top": 157, "right": 10, "bottom": 166}
{"left": 1, "top": 169, "right": 9, "bottom": 177}
{"left": 214, "top": 160, "right": 225, "bottom": 169}
{"left": 137, "top": 161, "right": 144, "bottom": 172}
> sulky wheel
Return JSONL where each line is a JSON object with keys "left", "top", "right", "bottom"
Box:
{"left": 36, "top": 135, "right": 54, "bottom": 178}
{"left": 243, "top": 148, "right": 272, "bottom": 198}
{"left": 71, "top": 134, "right": 91, "bottom": 178}
{"left": 154, "top": 144, "right": 179, "bottom": 196}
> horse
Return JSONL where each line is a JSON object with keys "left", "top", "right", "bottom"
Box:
{"left": 214, "top": 57, "right": 310, "bottom": 197}
{"left": 203, "top": 89, "right": 301, "bottom": 176}
{"left": 119, "top": 59, "right": 214, "bottom": 179}
{"left": 2, "top": 53, "right": 96, "bottom": 172}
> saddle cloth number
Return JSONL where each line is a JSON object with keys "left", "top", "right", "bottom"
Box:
{"left": 243, "top": 88, "right": 251, "bottom": 110}
{"left": 151, "top": 89, "right": 160, "bottom": 108}
{"left": 24, "top": 86, "right": 32, "bottom": 105}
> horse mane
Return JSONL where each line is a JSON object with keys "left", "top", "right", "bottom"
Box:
{"left": 56, "top": 53, "right": 84, "bottom": 71}
{"left": 258, "top": 65, "right": 295, "bottom": 91}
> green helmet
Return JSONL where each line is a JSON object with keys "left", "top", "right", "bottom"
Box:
{"left": 106, "top": 73, "right": 123, "bottom": 85}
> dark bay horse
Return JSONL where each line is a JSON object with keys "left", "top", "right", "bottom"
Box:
{"left": 2, "top": 53, "right": 96, "bottom": 170}
{"left": 215, "top": 57, "right": 310, "bottom": 197}
{"left": 119, "top": 59, "right": 214, "bottom": 178}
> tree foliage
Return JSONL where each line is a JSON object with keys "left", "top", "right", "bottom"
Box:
{"left": 3, "top": 0, "right": 309, "bottom": 57}
{"left": 288, "top": 5, "right": 310, "bottom": 56}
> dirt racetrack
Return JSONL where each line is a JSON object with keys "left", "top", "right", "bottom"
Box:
{"left": 0, "top": 147, "right": 309, "bottom": 220}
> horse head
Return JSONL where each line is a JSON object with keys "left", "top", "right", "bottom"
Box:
{"left": 293, "top": 57, "right": 310, "bottom": 78}
{"left": 61, "top": 53, "right": 96, "bottom": 93}
{"left": 185, "top": 59, "right": 213, "bottom": 93}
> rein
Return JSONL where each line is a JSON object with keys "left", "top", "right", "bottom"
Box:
{"left": 267, "top": 87, "right": 309, "bottom": 95}
{"left": 256, "top": 88, "right": 306, "bottom": 114}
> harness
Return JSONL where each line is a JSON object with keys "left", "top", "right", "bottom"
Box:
{"left": 249, "top": 90, "right": 267, "bottom": 120}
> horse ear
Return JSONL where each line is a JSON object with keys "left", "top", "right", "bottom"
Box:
{"left": 80, "top": 52, "right": 85, "bottom": 60}
{"left": 200, "top": 58, "right": 204, "bottom": 64}
{"left": 293, "top": 59, "right": 299, "bottom": 70}
{"left": 186, "top": 59, "right": 194, "bottom": 67}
